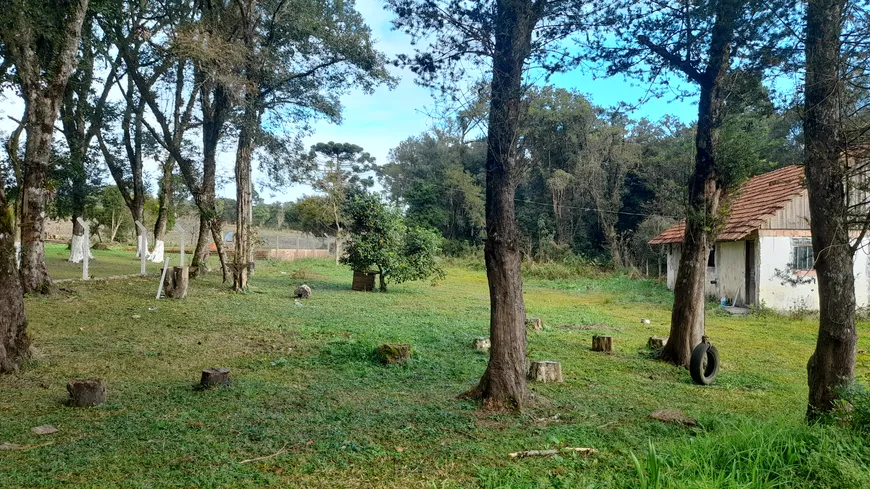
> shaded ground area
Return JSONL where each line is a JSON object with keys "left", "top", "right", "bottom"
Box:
{"left": 2, "top": 257, "right": 869, "bottom": 487}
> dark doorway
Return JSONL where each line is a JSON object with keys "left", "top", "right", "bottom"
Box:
{"left": 745, "top": 241, "right": 756, "bottom": 306}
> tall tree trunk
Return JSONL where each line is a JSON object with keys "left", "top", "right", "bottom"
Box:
{"left": 8, "top": 0, "right": 90, "bottom": 294}
{"left": 233, "top": 104, "right": 257, "bottom": 291}
{"left": 19, "top": 94, "right": 59, "bottom": 294}
{"left": 192, "top": 215, "right": 211, "bottom": 274}
{"left": 463, "top": 0, "right": 541, "bottom": 409}
{"left": 151, "top": 157, "right": 174, "bottom": 263}
{"left": 804, "top": 0, "right": 856, "bottom": 420}
{"left": 658, "top": 2, "right": 736, "bottom": 368}
{"left": 0, "top": 185, "right": 29, "bottom": 373}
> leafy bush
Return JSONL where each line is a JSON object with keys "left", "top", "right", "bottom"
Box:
{"left": 341, "top": 192, "right": 445, "bottom": 291}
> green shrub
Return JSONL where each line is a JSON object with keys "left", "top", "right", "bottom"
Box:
{"left": 341, "top": 192, "right": 445, "bottom": 291}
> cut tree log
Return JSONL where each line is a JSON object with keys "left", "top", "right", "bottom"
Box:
{"left": 352, "top": 271, "right": 376, "bottom": 291}
{"left": 375, "top": 344, "right": 412, "bottom": 365}
{"left": 525, "top": 317, "right": 543, "bottom": 332}
{"left": 592, "top": 335, "right": 613, "bottom": 352}
{"left": 67, "top": 379, "right": 106, "bottom": 407}
{"left": 295, "top": 284, "right": 312, "bottom": 298}
{"left": 648, "top": 336, "right": 668, "bottom": 349}
{"left": 163, "top": 266, "right": 190, "bottom": 299}
{"left": 472, "top": 337, "right": 491, "bottom": 350}
{"left": 527, "top": 361, "right": 563, "bottom": 382}
{"left": 200, "top": 368, "right": 231, "bottom": 387}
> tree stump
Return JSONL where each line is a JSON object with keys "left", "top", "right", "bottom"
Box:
{"left": 525, "top": 317, "right": 543, "bottom": 332}
{"left": 67, "top": 379, "right": 106, "bottom": 407}
{"left": 647, "top": 336, "right": 668, "bottom": 349}
{"left": 528, "top": 361, "right": 563, "bottom": 383}
{"left": 295, "top": 284, "right": 312, "bottom": 298}
{"left": 375, "top": 344, "right": 412, "bottom": 365}
{"left": 163, "top": 266, "right": 189, "bottom": 299}
{"left": 352, "top": 271, "right": 376, "bottom": 291}
{"left": 472, "top": 337, "right": 490, "bottom": 350}
{"left": 592, "top": 335, "right": 613, "bottom": 352}
{"left": 200, "top": 368, "right": 231, "bottom": 387}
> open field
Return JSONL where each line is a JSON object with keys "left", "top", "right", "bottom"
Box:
{"left": 2, "top": 254, "right": 870, "bottom": 488}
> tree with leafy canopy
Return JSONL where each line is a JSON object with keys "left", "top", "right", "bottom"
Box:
{"left": 388, "top": 0, "right": 594, "bottom": 408}
{"left": 590, "top": 0, "right": 797, "bottom": 367}
{"left": 306, "top": 142, "right": 377, "bottom": 266}
{"left": 802, "top": 0, "right": 870, "bottom": 420}
{"left": 186, "top": 0, "right": 393, "bottom": 291}
{"left": 56, "top": 9, "right": 116, "bottom": 263}
{"left": 0, "top": 0, "right": 91, "bottom": 294}
{"left": 341, "top": 192, "right": 444, "bottom": 292}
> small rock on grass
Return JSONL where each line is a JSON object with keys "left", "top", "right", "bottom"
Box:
{"left": 295, "top": 284, "right": 312, "bottom": 298}
{"left": 31, "top": 425, "right": 58, "bottom": 435}
{"left": 650, "top": 409, "right": 697, "bottom": 427}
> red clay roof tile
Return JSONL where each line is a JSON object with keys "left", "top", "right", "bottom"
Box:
{"left": 649, "top": 165, "right": 805, "bottom": 245}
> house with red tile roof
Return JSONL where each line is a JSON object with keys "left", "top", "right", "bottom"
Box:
{"left": 649, "top": 165, "right": 870, "bottom": 311}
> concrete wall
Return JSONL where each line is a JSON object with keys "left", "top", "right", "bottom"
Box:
{"left": 757, "top": 234, "right": 870, "bottom": 311}
{"left": 664, "top": 235, "right": 870, "bottom": 310}
{"left": 716, "top": 241, "right": 747, "bottom": 305}
{"left": 664, "top": 244, "right": 719, "bottom": 299}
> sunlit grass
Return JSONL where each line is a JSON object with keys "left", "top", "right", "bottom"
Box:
{"left": 1, "top": 255, "right": 869, "bottom": 487}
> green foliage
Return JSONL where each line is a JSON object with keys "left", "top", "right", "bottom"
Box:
{"left": 91, "top": 186, "right": 133, "bottom": 242}
{"left": 341, "top": 192, "right": 444, "bottom": 291}
{"left": 837, "top": 382, "right": 870, "bottom": 434}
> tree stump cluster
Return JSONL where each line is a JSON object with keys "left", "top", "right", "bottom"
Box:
{"left": 592, "top": 335, "right": 613, "bottom": 352}
{"left": 200, "top": 368, "right": 231, "bottom": 387}
{"left": 295, "top": 284, "right": 312, "bottom": 298}
{"left": 472, "top": 337, "right": 490, "bottom": 350}
{"left": 375, "top": 344, "right": 412, "bottom": 365}
{"left": 647, "top": 336, "right": 668, "bottom": 349}
{"left": 163, "top": 266, "right": 189, "bottom": 299}
{"left": 528, "top": 361, "right": 563, "bottom": 383}
{"left": 525, "top": 317, "right": 543, "bottom": 332}
{"left": 67, "top": 379, "right": 106, "bottom": 407}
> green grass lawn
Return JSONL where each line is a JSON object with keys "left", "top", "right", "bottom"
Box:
{"left": 44, "top": 243, "right": 172, "bottom": 280}
{"left": 2, "top": 253, "right": 870, "bottom": 488}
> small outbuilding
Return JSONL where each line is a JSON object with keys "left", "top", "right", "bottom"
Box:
{"left": 649, "top": 165, "right": 870, "bottom": 311}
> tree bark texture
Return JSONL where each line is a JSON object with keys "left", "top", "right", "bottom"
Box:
{"left": 233, "top": 105, "right": 257, "bottom": 291}
{"left": 6, "top": 0, "right": 90, "bottom": 294}
{"left": 151, "top": 156, "right": 174, "bottom": 263}
{"left": 658, "top": 2, "right": 738, "bottom": 367}
{"left": 804, "top": 0, "right": 856, "bottom": 420}
{"left": 0, "top": 187, "right": 29, "bottom": 373}
{"left": 465, "top": 0, "right": 543, "bottom": 409}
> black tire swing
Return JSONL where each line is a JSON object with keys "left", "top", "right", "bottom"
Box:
{"left": 690, "top": 339, "right": 720, "bottom": 385}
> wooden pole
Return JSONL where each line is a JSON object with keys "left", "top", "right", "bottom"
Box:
{"left": 296, "top": 235, "right": 301, "bottom": 260}
{"left": 76, "top": 218, "right": 89, "bottom": 280}
{"left": 275, "top": 235, "right": 279, "bottom": 259}
{"left": 134, "top": 220, "right": 148, "bottom": 276}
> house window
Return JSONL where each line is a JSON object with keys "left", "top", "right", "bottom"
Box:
{"left": 707, "top": 246, "right": 716, "bottom": 267}
{"left": 792, "top": 238, "right": 814, "bottom": 270}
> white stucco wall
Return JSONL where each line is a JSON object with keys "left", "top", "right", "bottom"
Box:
{"left": 758, "top": 235, "right": 870, "bottom": 311}
{"left": 665, "top": 244, "right": 722, "bottom": 299}
{"left": 716, "top": 241, "right": 747, "bottom": 305}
